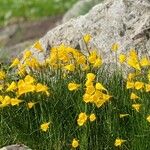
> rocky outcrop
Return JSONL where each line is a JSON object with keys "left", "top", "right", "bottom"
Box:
{"left": 28, "top": 0, "right": 150, "bottom": 69}
{"left": 62, "top": 0, "right": 101, "bottom": 23}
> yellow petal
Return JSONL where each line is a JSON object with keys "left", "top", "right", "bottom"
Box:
{"left": 89, "top": 113, "right": 96, "bottom": 122}
{"left": 23, "top": 50, "right": 32, "bottom": 60}
{"left": 77, "top": 112, "right": 88, "bottom": 126}
{"left": 33, "top": 41, "right": 44, "bottom": 52}
{"left": 119, "top": 54, "right": 126, "bottom": 63}
{"left": 119, "top": 114, "right": 129, "bottom": 118}
{"left": 72, "top": 139, "right": 79, "bottom": 148}
{"left": 0, "top": 70, "right": 6, "bottom": 80}
{"left": 126, "top": 81, "right": 134, "bottom": 89}
{"left": 24, "top": 75, "right": 35, "bottom": 84}
{"left": 27, "top": 102, "right": 36, "bottom": 109}
{"left": 68, "top": 82, "right": 80, "bottom": 91}
{"left": 132, "top": 104, "right": 141, "bottom": 112}
{"left": 111, "top": 43, "right": 119, "bottom": 52}
{"left": 114, "top": 138, "right": 126, "bottom": 147}
{"left": 11, "top": 98, "right": 23, "bottom": 106}
{"left": 145, "top": 84, "right": 150, "bottom": 92}
{"left": 134, "top": 81, "right": 144, "bottom": 90}
{"left": 83, "top": 34, "right": 91, "bottom": 43}
{"left": 40, "top": 122, "right": 50, "bottom": 132}
{"left": 64, "top": 64, "right": 75, "bottom": 72}
{"left": 146, "top": 115, "right": 150, "bottom": 123}
{"left": 140, "top": 57, "right": 150, "bottom": 67}
{"left": 130, "top": 92, "right": 139, "bottom": 100}
{"left": 86, "top": 73, "right": 95, "bottom": 82}
{"left": 93, "top": 58, "right": 102, "bottom": 68}
{"left": 6, "top": 81, "right": 17, "bottom": 92}
{"left": 36, "top": 83, "right": 48, "bottom": 93}
{"left": 10, "top": 58, "right": 20, "bottom": 68}
{"left": 95, "top": 82, "right": 107, "bottom": 91}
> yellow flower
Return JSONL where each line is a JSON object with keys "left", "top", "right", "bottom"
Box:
{"left": 134, "top": 81, "right": 144, "bottom": 90}
{"left": 24, "top": 75, "right": 35, "bottom": 84}
{"left": 10, "top": 98, "right": 23, "bottom": 106}
{"left": 86, "top": 73, "right": 95, "bottom": 82}
{"left": 81, "top": 64, "right": 89, "bottom": 71}
{"left": 76, "top": 55, "right": 86, "bottom": 65}
{"left": 88, "top": 50, "right": 97, "bottom": 64}
{"left": 114, "top": 138, "right": 126, "bottom": 147}
{"left": 26, "top": 57, "right": 40, "bottom": 69}
{"left": 6, "top": 81, "right": 17, "bottom": 92}
{"left": 140, "top": 57, "right": 150, "bottom": 67}
{"left": 130, "top": 92, "right": 139, "bottom": 100}
{"left": 126, "top": 81, "right": 134, "bottom": 89}
{"left": 127, "top": 59, "right": 141, "bottom": 70}
{"left": 146, "top": 115, "right": 150, "bottom": 123}
{"left": 83, "top": 34, "right": 91, "bottom": 43}
{"left": 83, "top": 93, "right": 92, "bottom": 103}
{"left": 27, "top": 102, "right": 36, "bottom": 109}
{"left": 119, "top": 114, "right": 129, "bottom": 118}
{"left": 119, "top": 54, "right": 126, "bottom": 63}
{"left": 145, "top": 84, "right": 150, "bottom": 92}
{"left": 127, "top": 73, "right": 135, "bottom": 81}
{"left": 18, "top": 80, "right": 35, "bottom": 96}
{"left": 93, "top": 58, "right": 102, "bottom": 68}
{"left": 64, "top": 64, "right": 75, "bottom": 72}
{"left": 94, "top": 99, "right": 104, "bottom": 108}
{"left": 40, "top": 122, "right": 50, "bottom": 132}
{"left": 72, "top": 138, "right": 79, "bottom": 148}
{"left": 0, "top": 70, "right": 5, "bottom": 80}
{"left": 95, "top": 82, "right": 107, "bottom": 91}
{"left": 85, "top": 85, "right": 95, "bottom": 95}
{"left": 127, "top": 50, "right": 141, "bottom": 70}
{"left": 68, "top": 82, "right": 80, "bottom": 91}
{"left": 36, "top": 83, "right": 48, "bottom": 92}
{"left": 77, "top": 112, "right": 88, "bottom": 126}
{"left": 10, "top": 58, "right": 20, "bottom": 68}
{"left": 23, "top": 50, "right": 32, "bottom": 60}
{"left": 89, "top": 113, "right": 96, "bottom": 122}
{"left": 132, "top": 104, "right": 141, "bottom": 112}
{"left": 85, "top": 80, "right": 93, "bottom": 87}
{"left": 91, "top": 91, "right": 111, "bottom": 108}
{"left": 111, "top": 43, "right": 119, "bottom": 52}
{"left": 17, "top": 65, "right": 26, "bottom": 76}
{"left": 102, "top": 93, "right": 112, "bottom": 101}
{"left": 0, "top": 95, "right": 11, "bottom": 107}
{"left": 129, "top": 49, "right": 137, "bottom": 58}
{"left": 0, "top": 95, "right": 3, "bottom": 102}
{"left": 33, "top": 41, "right": 44, "bottom": 52}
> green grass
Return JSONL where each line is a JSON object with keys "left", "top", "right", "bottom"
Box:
{"left": 0, "top": 0, "right": 76, "bottom": 26}
{"left": 0, "top": 65, "right": 150, "bottom": 149}
{"left": 0, "top": 45, "right": 150, "bottom": 149}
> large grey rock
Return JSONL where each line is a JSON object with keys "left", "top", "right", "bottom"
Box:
{"left": 28, "top": 0, "right": 150, "bottom": 68}
{"left": 62, "top": 0, "right": 102, "bottom": 23}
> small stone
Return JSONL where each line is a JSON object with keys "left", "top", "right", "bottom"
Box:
{"left": 0, "top": 144, "right": 32, "bottom": 150}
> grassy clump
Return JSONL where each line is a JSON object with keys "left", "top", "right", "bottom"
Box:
{"left": 0, "top": 37, "right": 150, "bottom": 149}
